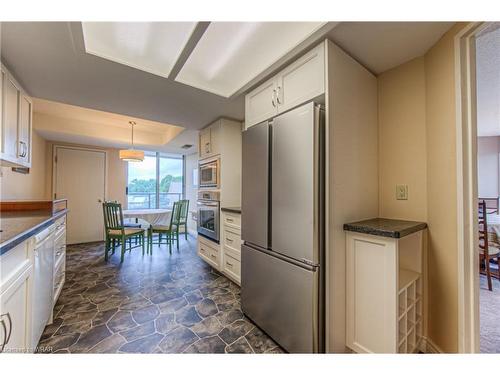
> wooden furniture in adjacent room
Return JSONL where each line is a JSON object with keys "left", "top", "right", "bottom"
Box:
{"left": 478, "top": 200, "right": 500, "bottom": 291}
{"left": 479, "top": 197, "right": 500, "bottom": 214}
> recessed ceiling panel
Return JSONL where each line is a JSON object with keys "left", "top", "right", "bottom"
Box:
{"left": 82, "top": 22, "right": 197, "bottom": 78}
{"left": 176, "top": 22, "right": 327, "bottom": 97}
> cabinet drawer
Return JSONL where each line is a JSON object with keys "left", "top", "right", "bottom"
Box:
{"left": 223, "top": 252, "right": 241, "bottom": 284}
{"left": 223, "top": 229, "right": 241, "bottom": 253}
{"left": 198, "top": 238, "right": 220, "bottom": 269}
{"left": 223, "top": 213, "right": 241, "bottom": 230}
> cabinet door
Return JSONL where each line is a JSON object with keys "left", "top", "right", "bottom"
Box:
{"left": 3, "top": 74, "right": 20, "bottom": 160}
{"left": 244, "top": 77, "right": 278, "bottom": 129}
{"left": 0, "top": 266, "right": 32, "bottom": 353}
{"left": 276, "top": 43, "right": 325, "bottom": 114}
{"left": 199, "top": 127, "right": 211, "bottom": 159}
{"left": 18, "top": 94, "right": 32, "bottom": 165}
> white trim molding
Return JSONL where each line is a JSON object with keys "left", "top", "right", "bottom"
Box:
{"left": 455, "top": 22, "right": 491, "bottom": 354}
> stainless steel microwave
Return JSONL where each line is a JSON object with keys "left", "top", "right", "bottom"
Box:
{"left": 199, "top": 159, "right": 219, "bottom": 188}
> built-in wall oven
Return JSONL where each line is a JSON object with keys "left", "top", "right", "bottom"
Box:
{"left": 199, "top": 158, "right": 220, "bottom": 189}
{"left": 197, "top": 190, "right": 220, "bottom": 243}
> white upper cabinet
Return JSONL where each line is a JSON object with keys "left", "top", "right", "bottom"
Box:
{"left": 244, "top": 77, "right": 278, "bottom": 128}
{"left": 245, "top": 42, "right": 325, "bottom": 129}
{"left": 2, "top": 71, "right": 20, "bottom": 161}
{"left": 276, "top": 43, "right": 325, "bottom": 114}
{"left": 199, "top": 127, "right": 212, "bottom": 159}
{"left": 1, "top": 64, "right": 33, "bottom": 168}
{"left": 18, "top": 95, "right": 32, "bottom": 165}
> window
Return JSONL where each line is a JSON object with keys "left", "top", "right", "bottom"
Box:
{"left": 127, "top": 152, "right": 184, "bottom": 209}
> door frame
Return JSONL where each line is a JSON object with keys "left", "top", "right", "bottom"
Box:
{"left": 455, "top": 21, "right": 492, "bottom": 353}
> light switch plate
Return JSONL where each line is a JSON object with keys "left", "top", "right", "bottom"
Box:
{"left": 396, "top": 184, "right": 408, "bottom": 200}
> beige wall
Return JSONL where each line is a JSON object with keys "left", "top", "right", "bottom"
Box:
{"left": 378, "top": 57, "right": 427, "bottom": 221}
{"left": 1, "top": 131, "right": 50, "bottom": 201}
{"left": 377, "top": 23, "right": 467, "bottom": 353}
{"left": 424, "top": 23, "right": 466, "bottom": 353}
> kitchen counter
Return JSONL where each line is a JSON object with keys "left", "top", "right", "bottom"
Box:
{"left": 221, "top": 207, "right": 241, "bottom": 214}
{"left": 0, "top": 209, "right": 68, "bottom": 255}
{"left": 343, "top": 218, "right": 427, "bottom": 239}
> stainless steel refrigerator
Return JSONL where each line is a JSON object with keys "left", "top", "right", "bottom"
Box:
{"left": 241, "top": 101, "right": 325, "bottom": 353}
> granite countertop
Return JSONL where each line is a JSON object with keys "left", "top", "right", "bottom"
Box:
{"left": 0, "top": 209, "right": 68, "bottom": 255}
{"left": 221, "top": 207, "right": 241, "bottom": 214}
{"left": 343, "top": 218, "right": 427, "bottom": 239}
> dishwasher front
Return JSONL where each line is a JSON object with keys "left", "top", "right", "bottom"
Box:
{"left": 31, "top": 225, "right": 55, "bottom": 349}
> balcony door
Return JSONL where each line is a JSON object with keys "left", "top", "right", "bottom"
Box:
{"left": 127, "top": 152, "right": 184, "bottom": 209}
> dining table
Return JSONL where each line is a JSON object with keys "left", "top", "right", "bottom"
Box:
{"left": 122, "top": 208, "right": 172, "bottom": 227}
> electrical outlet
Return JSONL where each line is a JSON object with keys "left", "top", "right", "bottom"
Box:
{"left": 396, "top": 184, "right": 408, "bottom": 200}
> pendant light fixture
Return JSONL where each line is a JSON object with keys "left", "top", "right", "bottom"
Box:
{"left": 119, "top": 121, "right": 144, "bottom": 162}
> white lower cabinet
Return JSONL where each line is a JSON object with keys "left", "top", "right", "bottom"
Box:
{"left": 197, "top": 210, "right": 242, "bottom": 286}
{"left": 197, "top": 236, "right": 221, "bottom": 269}
{"left": 346, "top": 229, "right": 425, "bottom": 353}
{"left": 0, "top": 240, "right": 34, "bottom": 353}
{"left": 221, "top": 211, "right": 241, "bottom": 285}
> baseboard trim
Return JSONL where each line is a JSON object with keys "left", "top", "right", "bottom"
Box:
{"left": 420, "top": 336, "right": 444, "bottom": 353}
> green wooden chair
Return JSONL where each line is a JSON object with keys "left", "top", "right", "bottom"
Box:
{"left": 147, "top": 201, "right": 182, "bottom": 254}
{"left": 178, "top": 199, "right": 190, "bottom": 240}
{"left": 102, "top": 201, "right": 146, "bottom": 263}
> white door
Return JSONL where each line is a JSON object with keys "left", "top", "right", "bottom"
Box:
{"left": 54, "top": 147, "right": 106, "bottom": 244}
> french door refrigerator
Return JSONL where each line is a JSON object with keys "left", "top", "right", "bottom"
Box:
{"left": 241, "top": 101, "right": 325, "bottom": 353}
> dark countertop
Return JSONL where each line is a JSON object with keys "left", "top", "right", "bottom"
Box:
{"left": 0, "top": 209, "right": 68, "bottom": 255}
{"left": 343, "top": 218, "right": 427, "bottom": 239}
{"left": 221, "top": 207, "right": 241, "bottom": 214}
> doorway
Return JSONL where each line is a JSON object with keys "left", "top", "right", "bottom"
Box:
{"left": 53, "top": 146, "right": 106, "bottom": 244}
{"left": 457, "top": 22, "right": 500, "bottom": 353}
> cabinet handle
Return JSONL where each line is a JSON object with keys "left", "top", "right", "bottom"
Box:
{"left": 226, "top": 218, "right": 234, "bottom": 222}
{"left": 205, "top": 142, "right": 210, "bottom": 153}
{"left": 226, "top": 261, "right": 233, "bottom": 267}
{"left": 0, "top": 313, "right": 12, "bottom": 352}
{"left": 226, "top": 237, "right": 233, "bottom": 242}
{"left": 210, "top": 254, "right": 217, "bottom": 259}
{"left": 276, "top": 86, "right": 282, "bottom": 104}
{"left": 0, "top": 316, "right": 7, "bottom": 353}
{"left": 19, "top": 141, "right": 27, "bottom": 158}
{"left": 271, "top": 89, "right": 276, "bottom": 107}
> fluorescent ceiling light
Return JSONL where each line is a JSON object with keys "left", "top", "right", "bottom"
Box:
{"left": 175, "top": 22, "right": 327, "bottom": 97}
{"left": 82, "top": 22, "right": 197, "bottom": 78}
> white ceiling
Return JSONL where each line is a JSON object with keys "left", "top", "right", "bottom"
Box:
{"left": 175, "top": 22, "right": 326, "bottom": 97}
{"left": 82, "top": 22, "right": 197, "bottom": 79}
{"left": 476, "top": 25, "right": 500, "bottom": 137}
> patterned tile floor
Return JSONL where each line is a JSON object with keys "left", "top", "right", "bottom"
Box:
{"left": 38, "top": 236, "right": 284, "bottom": 354}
